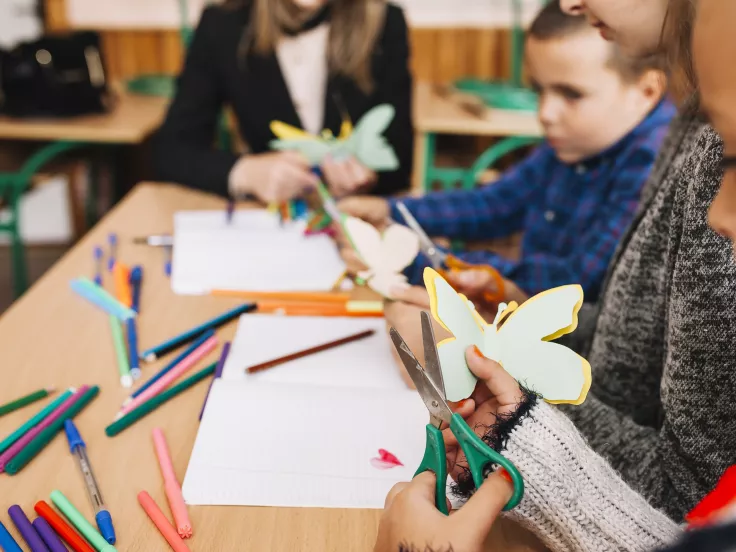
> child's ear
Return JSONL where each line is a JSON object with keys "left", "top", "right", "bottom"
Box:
{"left": 637, "top": 69, "right": 668, "bottom": 102}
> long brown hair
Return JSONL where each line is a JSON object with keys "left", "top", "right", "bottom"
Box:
{"left": 227, "top": 0, "right": 387, "bottom": 94}
{"left": 660, "top": 0, "right": 698, "bottom": 102}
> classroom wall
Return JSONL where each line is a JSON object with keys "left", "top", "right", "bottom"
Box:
{"left": 44, "top": 0, "right": 522, "bottom": 84}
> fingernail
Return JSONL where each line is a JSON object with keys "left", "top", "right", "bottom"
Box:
{"left": 498, "top": 468, "right": 512, "bottom": 484}
{"left": 472, "top": 345, "right": 485, "bottom": 358}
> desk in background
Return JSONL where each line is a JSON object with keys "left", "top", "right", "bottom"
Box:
{"left": 412, "top": 82, "right": 543, "bottom": 193}
{"left": 0, "top": 183, "right": 547, "bottom": 551}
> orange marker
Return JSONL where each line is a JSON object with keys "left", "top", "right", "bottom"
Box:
{"left": 113, "top": 263, "right": 132, "bottom": 308}
{"left": 138, "top": 491, "right": 191, "bottom": 552}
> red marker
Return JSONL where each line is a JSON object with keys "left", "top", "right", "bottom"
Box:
{"left": 34, "top": 500, "right": 95, "bottom": 552}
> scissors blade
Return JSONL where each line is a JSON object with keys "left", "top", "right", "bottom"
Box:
{"left": 389, "top": 326, "right": 453, "bottom": 426}
{"left": 420, "top": 311, "right": 446, "bottom": 399}
{"left": 395, "top": 202, "right": 445, "bottom": 268}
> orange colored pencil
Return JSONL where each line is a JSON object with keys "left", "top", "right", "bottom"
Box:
{"left": 255, "top": 303, "right": 382, "bottom": 318}
{"left": 210, "top": 290, "right": 350, "bottom": 303}
{"left": 113, "top": 263, "right": 132, "bottom": 308}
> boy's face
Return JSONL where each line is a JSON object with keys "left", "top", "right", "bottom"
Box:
{"left": 695, "top": 0, "right": 736, "bottom": 256}
{"left": 527, "top": 30, "right": 652, "bottom": 164}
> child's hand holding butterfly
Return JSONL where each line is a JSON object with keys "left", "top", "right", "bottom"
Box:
{"left": 443, "top": 346, "right": 524, "bottom": 481}
{"left": 447, "top": 269, "right": 529, "bottom": 309}
{"left": 323, "top": 156, "right": 377, "bottom": 198}
{"left": 337, "top": 196, "right": 392, "bottom": 230}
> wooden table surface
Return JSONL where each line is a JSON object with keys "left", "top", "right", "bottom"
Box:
{"left": 413, "top": 82, "right": 542, "bottom": 137}
{"left": 0, "top": 91, "right": 169, "bottom": 144}
{"left": 0, "top": 183, "right": 546, "bottom": 551}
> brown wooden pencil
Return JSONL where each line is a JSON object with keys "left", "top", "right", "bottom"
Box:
{"left": 245, "top": 329, "right": 376, "bottom": 374}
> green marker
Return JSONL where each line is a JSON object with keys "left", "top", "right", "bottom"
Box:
{"left": 50, "top": 490, "right": 117, "bottom": 552}
{"left": 0, "top": 389, "right": 73, "bottom": 455}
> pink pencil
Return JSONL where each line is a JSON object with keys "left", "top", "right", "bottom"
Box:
{"left": 152, "top": 428, "right": 192, "bottom": 538}
{"left": 0, "top": 386, "right": 89, "bottom": 472}
{"left": 118, "top": 336, "right": 217, "bottom": 417}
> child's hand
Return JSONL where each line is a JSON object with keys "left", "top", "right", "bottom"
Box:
{"left": 374, "top": 470, "right": 513, "bottom": 552}
{"left": 339, "top": 247, "right": 368, "bottom": 276}
{"left": 322, "top": 156, "right": 376, "bottom": 198}
{"left": 228, "top": 151, "right": 318, "bottom": 203}
{"left": 337, "top": 196, "right": 392, "bottom": 229}
{"left": 447, "top": 270, "right": 529, "bottom": 311}
{"left": 443, "top": 347, "right": 524, "bottom": 480}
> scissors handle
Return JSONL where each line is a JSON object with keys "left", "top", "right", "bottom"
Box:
{"left": 414, "top": 424, "right": 449, "bottom": 515}
{"left": 442, "top": 256, "right": 505, "bottom": 305}
{"left": 450, "top": 412, "right": 524, "bottom": 511}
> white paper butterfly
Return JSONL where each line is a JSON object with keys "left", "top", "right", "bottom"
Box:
{"left": 344, "top": 216, "right": 419, "bottom": 298}
{"left": 424, "top": 267, "right": 591, "bottom": 404}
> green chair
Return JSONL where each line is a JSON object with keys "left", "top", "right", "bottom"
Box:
{"left": 0, "top": 141, "right": 85, "bottom": 297}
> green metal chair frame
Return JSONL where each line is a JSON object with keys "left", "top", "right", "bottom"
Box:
{"left": 0, "top": 141, "right": 85, "bottom": 297}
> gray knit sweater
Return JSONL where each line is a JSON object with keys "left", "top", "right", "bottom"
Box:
{"left": 495, "top": 110, "right": 736, "bottom": 551}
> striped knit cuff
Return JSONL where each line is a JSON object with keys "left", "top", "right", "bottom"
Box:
{"left": 502, "top": 400, "right": 681, "bottom": 552}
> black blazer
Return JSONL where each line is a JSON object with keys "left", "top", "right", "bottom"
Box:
{"left": 152, "top": 3, "right": 413, "bottom": 197}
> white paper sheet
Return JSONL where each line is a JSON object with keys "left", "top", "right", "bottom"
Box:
{"left": 221, "top": 314, "right": 405, "bottom": 389}
{"left": 182, "top": 380, "right": 428, "bottom": 508}
{"left": 171, "top": 210, "right": 346, "bottom": 295}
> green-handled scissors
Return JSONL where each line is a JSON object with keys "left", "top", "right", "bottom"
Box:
{"left": 389, "top": 311, "right": 524, "bottom": 514}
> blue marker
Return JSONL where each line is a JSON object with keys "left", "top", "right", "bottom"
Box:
{"left": 107, "top": 233, "right": 117, "bottom": 272}
{"left": 0, "top": 520, "right": 22, "bottom": 552}
{"left": 93, "top": 246, "right": 104, "bottom": 286}
{"left": 129, "top": 265, "right": 143, "bottom": 313}
{"left": 127, "top": 318, "right": 141, "bottom": 380}
{"left": 164, "top": 246, "right": 172, "bottom": 277}
{"left": 64, "top": 420, "right": 116, "bottom": 545}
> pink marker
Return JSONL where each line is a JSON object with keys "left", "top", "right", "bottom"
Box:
{"left": 152, "top": 428, "right": 192, "bottom": 538}
{"left": 118, "top": 336, "right": 217, "bottom": 417}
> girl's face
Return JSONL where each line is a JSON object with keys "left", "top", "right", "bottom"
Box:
{"left": 559, "top": 0, "right": 669, "bottom": 57}
{"left": 694, "top": 0, "right": 736, "bottom": 254}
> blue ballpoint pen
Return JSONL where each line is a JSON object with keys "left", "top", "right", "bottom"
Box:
{"left": 107, "top": 233, "right": 117, "bottom": 272}
{"left": 93, "top": 246, "right": 104, "bottom": 286}
{"left": 129, "top": 266, "right": 143, "bottom": 313}
{"left": 63, "top": 420, "right": 116, "bottom": 545}
{"left": 127, "top": 318, "right": 141, "bottom": 380}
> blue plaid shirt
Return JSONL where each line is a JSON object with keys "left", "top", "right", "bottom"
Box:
{"left": 392, "top": 99, "right": 676, "bottom": 301}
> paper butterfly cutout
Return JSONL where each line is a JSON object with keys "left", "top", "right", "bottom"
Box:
{"left": 370, "top": 449, "right": 404, "bottom": 470}
{"left": 344, "top": 216, "right": 419, "bottom": 298}
{"left": 269, "top": 104, "right": 399, "bottom": 171}
{"left": 687, "top": 466, "right": 736, "bottom": 527}
{"left": 424, "top": 267, "right": 591, "bottom": 404}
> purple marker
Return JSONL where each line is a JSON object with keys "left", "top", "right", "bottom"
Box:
{"left": 32, "top": 518, "right": 67, "bottom": 552}
{"left": 226, "top": 199, "right": 235, "bottom": 225}
{"left": 93, "top": 246, "right": 103, "bottom": 286}
{"left": 107, "top": 233, "right": 117, "bottom": 272}
{"left": 199, "top": 341, "right": 231, "bottom": 420}
{"left": 8, "top": 505, "right": 49, "bottom": 552}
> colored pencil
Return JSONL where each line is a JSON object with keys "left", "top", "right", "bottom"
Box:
{"left": 35, "top": 501, "right": 95, "bottom": 552}
{"left": 0, "top": 389, "right": 74, "bottom": 455}
{"left": 199, "top": 342, "right": 230, "bottom": 421}
{"left": 106, "top": 364, "right": 216, "bottom": 437}
{"left": 50, "top": 491, "right": 116, "bottom": 552}
{"left": 0, "top": 520, "right": 22, "bottom": 552}
{"left": 210, "top": 290, "right": 350, "bottom": 303}
{"left": 137, "top": 491, "right": 191, "bottom": 552}
{"left": 109, "top": 315, "right": 132, "bottom": 388}
{"left": 130, "top": 266, "right": 143, "bottom": 313}
{"left": 120, "top": 335, "right": 217, "bottom": 417}
{"left": 0, "top": 387, "right": 55, "bottom": 418}
{"left": 8, "top": 505, "right": 48, "bottom": 552}
{"left": 0, "top": 387, "right": 90, "bottom": 471}
{"left": 152, "top": 428, "right": 192, "bottom": 538}
{"left": 140, "top": 303, "right": 256, "bottom": 362}
{"left": 255, "top": 303, "right": 382, "bottom": 318}
{"left": 132, "top": 330, "right": 214, "bottom": 399}
{"left": 4, "top": 386, "right": 99, "bottom": 475}
{"left": 245, "top": 329, "right": 376, "bottom": 374}
{"left": 32, "top": 518, "right": 68, "bottom": 552}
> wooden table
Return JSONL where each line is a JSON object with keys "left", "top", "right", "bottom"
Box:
{"left": 0, "top": 183, "right": 546, "bottom": 551}
{"left": 412, "top": 82, "right": 543, "bottom": 192}
{"left": 0, "top": 90, "right": 169, "bottom": 143}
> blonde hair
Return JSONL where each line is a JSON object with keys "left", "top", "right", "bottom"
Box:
{"left": 228, "top": 0, "right": 387, "bottom": 94}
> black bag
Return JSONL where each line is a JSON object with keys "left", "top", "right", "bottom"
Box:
{"left": 0, "top": 31, "right": 112, "bottom": 118}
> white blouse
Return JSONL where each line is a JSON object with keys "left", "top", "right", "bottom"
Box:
{"left": 275, "top": 23, "right": 329, "bottom": 136}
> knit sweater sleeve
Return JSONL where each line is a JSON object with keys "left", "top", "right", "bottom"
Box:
{"left": 501, "top": 400, "right": 682, "bottom": 552}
